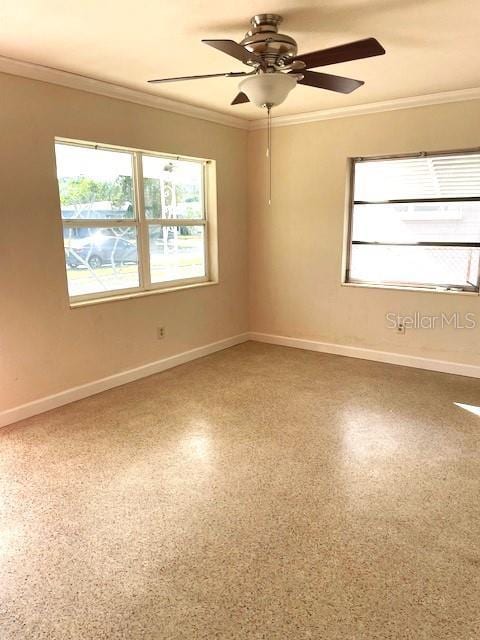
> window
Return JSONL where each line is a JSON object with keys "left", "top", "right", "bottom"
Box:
{"left": 55, "top": 139, "right": 214, "bottom": 302}
{"left": 345, "top": 151, "right": 480, "bottom": 292}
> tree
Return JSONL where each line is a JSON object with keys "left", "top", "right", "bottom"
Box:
{"left": 59, "top": 175, "right": 134, "bottom": 218}
{"left": 143, "top": 177, "right": 163, "bottom": 219}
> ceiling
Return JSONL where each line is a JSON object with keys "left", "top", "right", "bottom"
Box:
{"left": 1, "top": 0, "right": 480, "bottom": 120}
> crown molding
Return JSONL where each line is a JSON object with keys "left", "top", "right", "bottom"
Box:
{"left": 0, "top": 55, "right": 250, "bottom": 130}
{"left": 2, "top": 54, "right": 479, "bottom": 133}
{"left": 248, "top": 86, "right": 480, "bottom": 130}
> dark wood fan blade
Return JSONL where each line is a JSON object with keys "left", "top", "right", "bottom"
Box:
{"left": 202, "top": 39, "right": 260, "bottom": 65}
{"left": 294, "top": 38, "right": 385, "bottom": 69}
{"left": 231, "top": 92, "right": 250, "bottom": 105}
{"left": 295, "top": 70, "right": 364, "bottom": 94}
{"left": 148, "top": 71, "right": 247, "bottom": 84}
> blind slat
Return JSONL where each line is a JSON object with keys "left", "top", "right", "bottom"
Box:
{"left": 354, "top": 152, "right": 480, "bottom": 201}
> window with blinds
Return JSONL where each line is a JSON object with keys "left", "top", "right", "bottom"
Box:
{"left": 346, "top": 151, "right": 480, "bottom": 292}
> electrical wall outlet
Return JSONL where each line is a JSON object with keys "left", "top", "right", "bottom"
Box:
{"left": 397, "top": 323, "right": 405, "bottom": 335}
{"left": 157, "top": 326, "right": 166, "bottom": 340}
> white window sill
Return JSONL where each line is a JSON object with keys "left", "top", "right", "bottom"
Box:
{"left": 70, "top": 280, "right": 218, "bottom": 308}
{"left": 341, "top": 282, "right": 479, "bottom": 296}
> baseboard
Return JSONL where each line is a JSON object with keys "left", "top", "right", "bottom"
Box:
{"left": 4, "top": 331, "right": 477, "bottom": 429}
{"left": 248, "top": 332, "right": 480, "bottom": 379}
{"left": 0, "top": 333, "right": 249, "bottom": 429}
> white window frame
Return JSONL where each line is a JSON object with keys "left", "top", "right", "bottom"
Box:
{"left": 56, "top": 138, "right": 216, "bottom": 305}
{"left": 344, "top": 148, "right": 480, "bottom": 294}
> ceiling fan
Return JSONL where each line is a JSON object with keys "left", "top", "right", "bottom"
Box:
{"left": 148, "top": 13, "right": 385, "bottom": 109}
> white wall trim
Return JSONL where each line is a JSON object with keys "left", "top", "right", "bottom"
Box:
{"left": 249, "top": 332, "right": 480, "bottom": 379}
{"left": 2, "top": 54, "right": 480, "bottom": 132}
{"left": 249, "top": 87, "right": 480, "bottom": 130}
{"left": 0, "top": 55, "right": 249, "bottom": 130}
{"left": 0, "top": 333, "right": 249, "bottom": 429}
{"left": 3, "top": 331, "right": 478, "bottom": 428}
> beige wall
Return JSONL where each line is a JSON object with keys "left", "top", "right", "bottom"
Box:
{"left": 0, "top": 73, "right": 248, "bottom": 411}
{"left": 248, "top": 100, "right": 480, "bottom": 366}
{"left": 2, "top": 75, "right": 480, "bottom": 415}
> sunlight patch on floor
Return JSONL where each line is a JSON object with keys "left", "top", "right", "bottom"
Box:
{"left": 454, "top": 402, "right": 480, "bottom": 417}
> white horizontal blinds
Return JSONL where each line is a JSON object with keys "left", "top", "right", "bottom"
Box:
{"left": 349, "top": 151, "right": 480, "bottom": 291}
{"left": 352, "top": 203, "right": 480, "bottom": 244}
{"left": 354, "top": 153, "right": 480, "bottom": 202}
{"left": 349, "top": 245, "right": 480, "bottom": 289}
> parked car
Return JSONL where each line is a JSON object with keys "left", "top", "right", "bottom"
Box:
{"left": 66, "top": 235, "right": 137, "bottom": 269}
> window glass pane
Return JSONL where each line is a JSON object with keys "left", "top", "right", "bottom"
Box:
{"left": 142, "top": 155, "right": 203, "bottom": 220}
{"left": 352, "top": 202, "right": 480, "bottom": 244}
{"left": 149, "top": 225, "right": 205, "bottom": 283}
{"left": 64, "top": 227, "right": 139, "bottom": 297}
{"left": 354, "top": 154, "right": 480, "bottom": 201}
{"left": 55, "top": 144, "right": 135, "bottom": 220}
{"left": 349, "top": 245, "right": 480, "bottom": 289}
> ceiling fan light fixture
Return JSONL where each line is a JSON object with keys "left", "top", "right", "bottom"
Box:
{"left": 239, "top": 72, "right": 297, "bottom": 108}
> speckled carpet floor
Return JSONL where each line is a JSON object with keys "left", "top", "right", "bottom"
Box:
{"left": 1, "top": 341, "right": 479, "bottom": 639}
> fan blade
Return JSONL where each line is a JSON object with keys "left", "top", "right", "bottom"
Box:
{"left": 148, "top": 71, "right": 248, "bottom": 84}
{"left": 294, "top": 38, "right": 385, "bottom": 69}
{"left": 295, "top": 70, "right": 364, "bottom": 94}
{"left": 202, "top": 39, "right": 260, "bottom": 65}
{"left": 231, "top": 92, "right": 250, "bottom": 105}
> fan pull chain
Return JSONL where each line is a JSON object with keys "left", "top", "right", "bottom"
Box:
{"left": 266, "top": 105, "right": 272, "bottom": 206}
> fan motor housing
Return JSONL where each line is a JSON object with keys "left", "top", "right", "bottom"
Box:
{"left": 240, "top": 14, "right": 298, "bottom": 68}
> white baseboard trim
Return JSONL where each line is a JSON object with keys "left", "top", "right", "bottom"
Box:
{"left": 0, "top": 333, "right": 249, "bottom": 429}
{"left": 249, "top": 332, "right": 480, "bottom": 379}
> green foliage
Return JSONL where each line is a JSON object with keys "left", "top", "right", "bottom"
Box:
{"left": 176, "top": 183, "right": 200, "bottom": 204}
{"left": 59, "top": 175, "right": 133, "bottom": 215}
{"left": 59, "top": 174, "right": 202, "bottom": 220}
{"left": 143, "top": 177, "right": 162, "bottom": 218}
